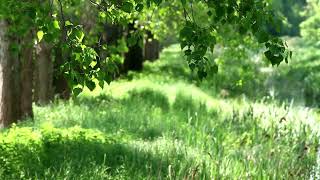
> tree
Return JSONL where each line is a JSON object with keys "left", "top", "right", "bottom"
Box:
{"left": 300, "top": 0, "right": 320, "bottom": 45}
{"left": 0, "top": 0, "right": 292, "bottom": 128}
{"left": 34, "top": 42, "right": 54, "bottom": 105}
{"left": 269, "top": 0, "right": 307, "bottom": 36}
{"left": 0, "top": 21, "right": 34, "bottom": 127}
{"left": 0, "top": 20, "right": 14, "bottom": 128}
{"left": 144, "top": 30, "right": 160, "bottom": 61}
{"left": 20, "top": 33, "right": 34, "bottom": 119}
{"left": 124, "top": 22, "right": 144, "bottom": 73}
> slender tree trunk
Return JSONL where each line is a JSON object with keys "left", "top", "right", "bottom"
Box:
{"left": 0, "top": 20, "right": 14, "bottom": 128}
{"left": 35, "top": 42, "right": 53, "bottom": 105}
{"left": 20, "top": 36, "right": 34, "bottom": 119}
{"left": 123, "top": 23, "right": 144, "bottom": 73}
{"left": 144, "top": 31, "right": 160, "bottom": 61}
{"left": 53, "top": 46, "right": 70, "bottom": 99}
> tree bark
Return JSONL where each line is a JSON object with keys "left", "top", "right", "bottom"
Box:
{"left": 35, "top": 42, "right": 53, "bottom": 105}
{"left": 0, "top": 20, "right": 35, "bottom": 128}
{"left": 123, "top": 23, "right": 144, "bottom": 73}
{"left": 0, "top": 20, "right": 14, "bottom": 128}
{"left": 20, "top": 37, "right": 34, "bottom": 119}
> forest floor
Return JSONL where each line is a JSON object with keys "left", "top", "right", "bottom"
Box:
{"left": 1, "top": 42, "right": 320, "bottom": 179}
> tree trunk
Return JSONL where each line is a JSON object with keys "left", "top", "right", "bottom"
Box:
{"left": 35, "top": 42, "right": 53, "bottom": 105}
{"left": 144, "top": 31, "right": 160, "bottom": 61}
{"left": 123, "top": 23, "right": 144, "bottom": 73}
{"left": 11, "top": 38, "right": 22, "bottom": 122}
{"left": 0, "top": 21, "right": 35, "bottom": 128}
{"left": 20, "top": 37, "right": 34, "bottom": 119}
{"left": 105, "top": 24, "right": 123, "bottom": 44}
{"left": 53, "top": 46, "right": 70, "bottom": 99}
{"left": 0, "top": 20, "right": 14, "bottom": 128}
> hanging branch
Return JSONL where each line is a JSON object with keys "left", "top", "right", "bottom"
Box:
{"left": 57, "top": 0, "right": 67, "bottom": 42}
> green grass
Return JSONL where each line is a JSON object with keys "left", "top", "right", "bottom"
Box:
{"left": 1, "top": 42, "right": 320, "bottom": 179}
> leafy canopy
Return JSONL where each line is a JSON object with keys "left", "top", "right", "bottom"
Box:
{"left": 0, "top": 0, "right": 292, "bottom": 93}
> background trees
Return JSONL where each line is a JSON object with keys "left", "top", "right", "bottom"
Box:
{"left": 1, "top": 0, "right": 320, "bottom": 179}
{"left": 0, "top": 0, "right": 291, "bottom": 127}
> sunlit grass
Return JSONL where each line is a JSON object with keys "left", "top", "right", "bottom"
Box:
{"left": 1, "top": 43, "right": 320, "bottom": 179}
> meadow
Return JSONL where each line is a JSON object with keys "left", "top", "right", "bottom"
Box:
{"left": 0, "top": 42, "right": 320, "bottom": 179}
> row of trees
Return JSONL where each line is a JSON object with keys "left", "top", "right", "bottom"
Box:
{"left": 0, "top": 0, "right": 163, "bottom": 128}
{"left": 0, "top": 0, "right": 291, "bottom": 128}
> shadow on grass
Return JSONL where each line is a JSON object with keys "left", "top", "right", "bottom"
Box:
{"left": 0, "top": 127, "right": 186, "bottom": 179}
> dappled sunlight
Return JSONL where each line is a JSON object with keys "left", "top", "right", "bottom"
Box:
{"left": 1, "top": 1, "right": 320, "bottom": 178}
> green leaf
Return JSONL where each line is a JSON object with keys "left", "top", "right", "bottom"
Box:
{"left": 197, "top": 70, "right": 207, "bottom": 80}
{"left": 264, "top": 50, "right": 282, "bottom": 66}
{"left": 256, "top": 30, "right": 269, "bottom": 43}
{"left": 121, "top": 2, "right": 134, "bottom": 13}
{"left": 153, "top": 0, "right": 162, "bottom": 5}
{"left": 212, "top": 64, "right": 218, "bottom": 74}
{"left": 135, "top": 3, "right": 144, "bottom": 12}
{"left": 75, "top": 30, "right": 85, "bottom": 43}
{"left": 179, "top": 26, "right": 193, "bottom": 41}
{"left": 53, "top": 20, "right": 60, "bottom": 29}
{"left": 65, "top": 20, "right": 73, "bottom": 27}
{"left": 89, "top": 61, "right": 97, "bottom": 68}
{"left": 180, "top": 41, "right": 188, "bottom": 49}
{"left": 184, "top": 49, "right": 192, "bottom": 56}
{"left": 127, "top": 36, "right": 137, "bottom": 47}
{"left": 99, "top": 81, "right": 105, "bottom": 89}
{"left": 86, "top": 80, "right": 96, "bottom": 91}
{"left": 181, "top": 0, "right": 186, "bottom": 6}
{"left": 72, "top": 87, "right": 83, "bottom": 96}
{"left": 37, "top": 31, "right": 44, "bottom": 42}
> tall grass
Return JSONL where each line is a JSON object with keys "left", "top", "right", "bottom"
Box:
{"left": 0, "top": 42, "right": 319, "bottom": 179}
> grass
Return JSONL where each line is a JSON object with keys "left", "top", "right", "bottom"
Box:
{"left": 1, "top": 42, "right": 320, "bottom": 179}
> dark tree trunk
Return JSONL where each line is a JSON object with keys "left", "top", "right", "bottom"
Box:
{"left": 123, "top": 23, "right": 144, "bottom": 73}
{"left": 35, "top": 42, "right": 53, "bottom": 105}
{"left": 11, "top": 38, "right": 22, "bottom": 122}
{"left": 105, "top": 24, "right": 123, "bottom": 44}
{"left": 0, "top": 20, "right": 14, "bottom": 128}
{"left": 53, "top": 46, "right": 70, "bottom": 99}
{"left": 144, "top": 31, "right": 160, "bottom": 61}
{"left": 20, "top": 37, "right": 34, "bottom": 119}
{"left": 0, "top": 20, "right": 33, "bottom": 128}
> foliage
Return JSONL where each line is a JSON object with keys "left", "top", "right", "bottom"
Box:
{"left": 0, "top": 0, "right": 292, "bottom": 95}
{"left": 300, "top": 0, "right": 320, "bottom": 46}
{"left": 0, "top": 125, "right": 117, "bottom": 179}
{"left": 1, "top": 44, "right": 319, "bottom": 179}
{"left": 267, "top": 38, "right": 320, "bottom": 107}
{"left": 269, "top": 0, "right": 307, "bottom": 36}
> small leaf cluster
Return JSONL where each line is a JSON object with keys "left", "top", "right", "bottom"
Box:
{"left": 178, "top": 0, "right": 292, "bottom": 78}
{"left": 180, "top": 21, "right": 218, "bottom": 79}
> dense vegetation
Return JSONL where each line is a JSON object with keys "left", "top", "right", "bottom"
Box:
{"left": 0, "top": 41, "right": 319, "bottom": 179}
{"left": 0, "top": 0, "right": 320, "bottom": 179}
